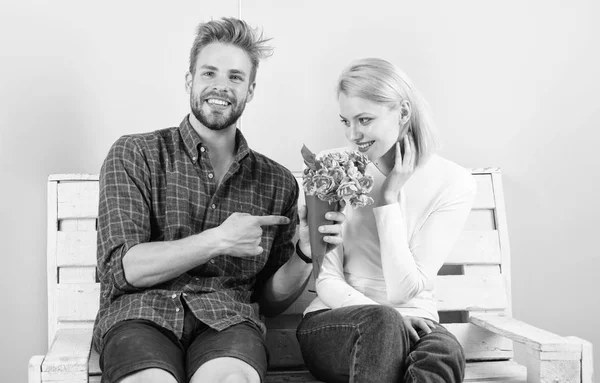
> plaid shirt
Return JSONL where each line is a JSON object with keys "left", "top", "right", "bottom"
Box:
{"left": 93, "top": 116, "right": 299, "bottom": 352}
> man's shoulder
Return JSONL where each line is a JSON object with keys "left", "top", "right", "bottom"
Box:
{"left": 249, "top": 150, "right": 298, "bottom": 186}
{"left": 106, "top": 127, "right": 180, "bottom": 160}
{"left": 112, "top": 127, "right": 179, "bottom": 148}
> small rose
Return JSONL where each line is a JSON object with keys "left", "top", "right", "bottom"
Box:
{"left": 350, "top": 194, "right": 374, "bottom": 208}
{"left": 314, "top": 174, "right": 336, "bottom": 195}
{"left": 337, "top": 180, "right": 360, "bottom": 198}
{"left": 346, "top": 165, "right": 362, "bottom": 180}
{"left": 330, "top": 151, "right": 349, "bottom": 164}
{"left": 328, "top": 167, "right": 345, "bottom": 184}
{"left": 358, "top": 175, "right": 374, "bottom": 193}
{"left": 321, "top": 156, "right": 339, "bottom": 169}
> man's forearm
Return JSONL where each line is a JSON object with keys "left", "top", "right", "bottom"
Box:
{"left": 122, "top": 228, "right": 221, "bottom": 288}
{"left": 259, "top": 251, "right": 313, "bottom": 317}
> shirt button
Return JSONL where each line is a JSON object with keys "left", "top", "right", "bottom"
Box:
{"left": 192, "top": 156, "right": 197, "bottom": 162}
{"left": 210, "top": 259, "right": 215, "bottom": 264}
{"left": 176, "top": 308, "right": 180, "bottom": 312}
{"left": 171, "top": 294, "right": 177, "bottom": 299}
{"left": 211, "top": 204, "right": 216, "bottom": 209}
{"left": 200, "top": 147, "right": 206, "bottom": 153}
{"left": 208, "top": 173, "right": 214, "bottom": 179}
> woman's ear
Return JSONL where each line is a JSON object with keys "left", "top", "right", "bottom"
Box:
{"left": 399, "top": 100, "right": 412, "bottom": 126}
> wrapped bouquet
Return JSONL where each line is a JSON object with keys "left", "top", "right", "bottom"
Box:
{"left": 301, "top": 145, "right": 375, "bottom": 277}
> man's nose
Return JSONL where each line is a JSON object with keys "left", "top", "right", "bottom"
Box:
{"left": 210, "top": 75, "right": 229, "bottom": 92}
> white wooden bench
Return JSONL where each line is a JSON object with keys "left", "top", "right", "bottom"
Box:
{"left": 29, "top": 169, "right": 593, "bottom": 383}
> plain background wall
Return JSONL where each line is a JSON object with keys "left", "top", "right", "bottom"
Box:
{"left": 1, "top": 0, "right": 598, "bottom": 381}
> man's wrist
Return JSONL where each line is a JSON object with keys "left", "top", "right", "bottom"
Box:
{"left": 295, "top": 240, "right": 312, "bottom": 264}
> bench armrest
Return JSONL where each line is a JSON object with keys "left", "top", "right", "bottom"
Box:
{"left": 470, "top": 314, "right": 593, "bottom": 383}
{"left": 40, "top": 328, "right": 94, "bottom": 382}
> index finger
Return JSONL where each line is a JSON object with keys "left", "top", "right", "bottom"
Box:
{"left": 254, "top": 215, "right": 291, "bottom": 226}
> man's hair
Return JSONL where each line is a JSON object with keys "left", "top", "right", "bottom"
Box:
{"left": 189, "top": 17, "right": 273, "bottom": 83}
{"left": 337, "top": 58, "right": 439, "bottom": 167}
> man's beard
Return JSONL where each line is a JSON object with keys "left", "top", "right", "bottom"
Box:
{"left": 190, "top": 90, "right": 247, "bottom": 131}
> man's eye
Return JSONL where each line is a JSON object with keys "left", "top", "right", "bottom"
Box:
{"left": 231, "top": 75, "right": 243, "bottom": 81}
{"left": 202, "top": 71, "right": 215, "bottom": 77}
{"left": 359, "top": 118, "right": 372, "bottom": 125}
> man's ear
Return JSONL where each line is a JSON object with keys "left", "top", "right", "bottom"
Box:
{"left": 399, "top": 100, "right": 412, "bottom": 125}
{"left": 246, "top": 82, "right": 256, "bottom": 103}
{"left": 185, "top": 71, "right": 193, "bottom": 94}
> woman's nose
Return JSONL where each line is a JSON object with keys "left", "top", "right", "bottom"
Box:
{"left": 347, "top": 125, "right": 362, "bottom": 141}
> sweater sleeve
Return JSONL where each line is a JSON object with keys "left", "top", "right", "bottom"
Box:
{"left": 315, "top": 245, "right": 379, "bottom": 308}
{"left": 374, "top": 175, "right": 477, "bottom": 304}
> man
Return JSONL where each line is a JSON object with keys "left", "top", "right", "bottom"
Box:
{"left": 93, "top": 17, "right": 343, "bottom": 383}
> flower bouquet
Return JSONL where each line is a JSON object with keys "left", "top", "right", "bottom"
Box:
{"left": 301, "top": 144, "right": 375, "bottom": 278}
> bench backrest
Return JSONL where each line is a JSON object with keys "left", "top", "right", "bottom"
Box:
{"left": 46, "top": 169, "right": 514, "bottom": 367}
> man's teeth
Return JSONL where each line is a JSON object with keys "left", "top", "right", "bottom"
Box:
{"left": 207, "top": 99, "right": 229, "bottom": 106}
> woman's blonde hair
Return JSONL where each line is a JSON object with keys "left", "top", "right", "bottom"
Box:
{"left": 336, "top": 58, "right": 439, "bottom": 167}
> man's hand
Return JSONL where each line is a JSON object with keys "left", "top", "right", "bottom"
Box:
{"left": 215, "top": 212, "right": 290, "bottom": 257}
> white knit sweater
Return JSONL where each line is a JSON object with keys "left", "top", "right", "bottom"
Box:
{"left": 305, "top": 154, "right": 477, "bottom": 322}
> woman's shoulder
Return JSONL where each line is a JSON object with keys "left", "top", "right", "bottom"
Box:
{"left": 420, "top": 154, "right": 476, "bottom": 194}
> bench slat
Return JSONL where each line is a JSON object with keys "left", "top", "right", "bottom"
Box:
{"left": 55, "top": 229, "right": 502, "bottom": 268}
{"left": 56, "top": 231, "right": 97, "bottom": 267}
{"left": 446, "top": 230, "right": 501, "bottom": 264}
{"left": 472, "top": 174, "right": 495, "bottom": 209}
{"left": 436, "top": 275, "right": 507, "bottom": 311}
{"left": 88, "top": 355, "right": 528, "bottom": 383}
{"left": 470, "top": 315, "right": 582, "bottom": 353}
{"left": 57, "top": 182, "right": 99, "bottom": 219}
{"left": 42, "top": 328, "right": 93, "bottom": 374}
{"left": 58, "top": 267, "right": 96, "bottom": 284}
{"left": 56, "top": 284, "right": 100, "bottom": 321}
{"left": 444, "top": 323, "right": 513, "bottom": 360}
{"left": 54, "top": 273, "right": 508, "bottom": 322}
{"left": 465, "top": 209, "right": 496, "bottom": 230}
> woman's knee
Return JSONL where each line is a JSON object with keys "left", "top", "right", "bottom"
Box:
{"left": 415, "top": 328, "right": 466, "bottom": 367}
{"left": 359, "top": 305, "right": 404, "bottom": 333}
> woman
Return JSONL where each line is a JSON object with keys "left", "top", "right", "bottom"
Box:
{"left": 295, "top": 58, "right": 476, "bottom": 382}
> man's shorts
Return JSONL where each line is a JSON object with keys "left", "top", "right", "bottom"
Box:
{"left": 99, "top": 307, "right": 267, "bottom": 383}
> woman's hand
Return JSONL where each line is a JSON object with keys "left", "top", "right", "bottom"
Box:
{"left": 297, "top": 202, "right": 346, "bottom": 257}
{"left": 403, "top": 315, "right": 436, "bottom": 343}
{"left": 380, "top": 134, "right": 416, "bottom": 205}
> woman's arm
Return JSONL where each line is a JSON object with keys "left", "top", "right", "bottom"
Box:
{"left": 376, "top": 177, "right": 477, "bottom": 304}
{"left": 316, "top": 246, "right": 379, "bottom": 308}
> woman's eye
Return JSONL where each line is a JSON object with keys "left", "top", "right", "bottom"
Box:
{"left": 359, "top": 118, "right": 372, "bottom": 125}
{"left": 340, "top": 119, "right": 350, "bottom": 127}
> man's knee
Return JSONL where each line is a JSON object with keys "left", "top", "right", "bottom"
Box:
{"left": 190, "top": 357, "right": 261, "bottom": 383}
{"left": 116, "top": 368, "right": 178, "bottom": 383}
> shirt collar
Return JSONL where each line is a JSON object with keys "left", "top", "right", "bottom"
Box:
{"left": 179, "top": 115, "right": 251, "bottom": 164}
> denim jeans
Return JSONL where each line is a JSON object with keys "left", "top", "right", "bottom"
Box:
{"left": 296, "top": 305, "right": 465, "bottom": 383}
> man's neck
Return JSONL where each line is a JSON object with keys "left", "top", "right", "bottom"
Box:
{"left": 188, "top": 114, "right": 237, "bottom": 158}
